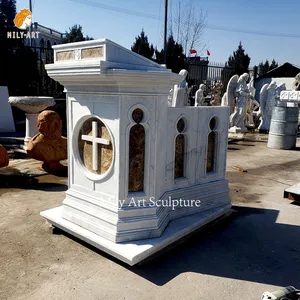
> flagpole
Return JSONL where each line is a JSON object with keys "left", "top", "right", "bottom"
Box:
{"left": 29, "top": 0, "right": 32, "bottom": 47}
{"left": 163, "top": 0, "right": 168, "bottom": 65}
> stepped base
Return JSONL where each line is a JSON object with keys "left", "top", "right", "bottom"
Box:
{"left": 41, "top": 203, "right": 231, "bottom": 266}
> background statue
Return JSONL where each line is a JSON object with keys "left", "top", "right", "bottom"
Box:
{"left": 293, "top": 72, "right": 300, "bottom": 91}
{"left": 247, "top": 76, "right": 256, "bottom": 99}
{"left": 222, "top": 74, "right": 239, "bottom": 114}
{"left": 168, "top": 88, "right": 173, "bottom": 107}
{"left": 211, "top": 81, "right": 223, "bottom": 106}
{"left": 258, "top": 81, "right": 277, "bottom": 132}
{"left": 245, "top": 97, "right": 260, "bottom": 129}
{"left": 275, "top": 82, "right": 286, "bottom": 100}
{"left": 229, "top": 73, "right": 250, "bottom": 132}
{"left": 221, "top": 92, "right": 227, "bottom": 107}
{"left": 194, "top": 84, "right": 206, "bottom": 106}
{"left": 172, "top": 69, "right": 189, "bottom": 107}
{"left": 27, "top": 110, "right": 67, "bottom": 172}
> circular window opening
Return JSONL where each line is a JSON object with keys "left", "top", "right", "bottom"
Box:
{"left": 177, "top": 118, "right": 186, "bottom": 133}
{"left": 78, "top": 118, "right": 113, "bottom": 175}
{"left": 132, "top": 108, "right": 144, "bottom": 123}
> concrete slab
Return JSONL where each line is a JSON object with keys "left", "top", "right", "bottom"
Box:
{"left": 284, "top": 183, "right": 300, "bottom": 201}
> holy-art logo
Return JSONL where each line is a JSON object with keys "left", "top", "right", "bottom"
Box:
{"left": 14, "top": 8, "right": 32, "bottom": 30}
{"left": 7, "top": 8, "right": 40, "bottom": 39}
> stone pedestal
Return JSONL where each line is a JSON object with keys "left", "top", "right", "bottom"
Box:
{"left": 41, "top": 39, "right": 231, "bottom": 265}
{"left": 25, "top": 113, "right": 38, "bottom": 146}
{"left": 8, "top": 96, "right": 56, "bottom": 148}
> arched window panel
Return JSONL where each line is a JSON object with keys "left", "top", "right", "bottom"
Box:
{"left": 207, "top": 131, "right": 216, "bottom": 173}
{"left": 128, "top": 124, "right": 145, "bottom": 192}
{"left": 174, "top": 134, "right": 185, "bottom": 178}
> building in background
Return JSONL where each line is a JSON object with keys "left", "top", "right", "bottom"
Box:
{"left": 255, "top": 62, "right": 300, "bottom": 100}
{"left": 24, "top": 22, "right": 64, "bottom": 49}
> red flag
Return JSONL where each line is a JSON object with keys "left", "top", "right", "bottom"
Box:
{"left": 206, "top": 50, "right": 211, "bottom": 56}
{"left": 190, "top": 49, "right": 197, "bottom": 54}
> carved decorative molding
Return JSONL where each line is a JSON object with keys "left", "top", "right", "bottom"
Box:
{"left": 56, "top": 50, "right": 74, "bottom": 61}
{"left": 280, "top": 90, "right": 300, "bottom": 102}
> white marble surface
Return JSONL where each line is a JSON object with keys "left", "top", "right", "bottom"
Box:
{"left": 0, "top": 86, "right": 15, "bottom": 133}
{"left": 194, "top": 84, "right": 206, "bottom": 106}
{"left": 285, "top": 183, "right": 300, "bottom": 195}
{"left": 8, "top": 96, "right": 55, "bottom": 113}
{"left": 41, "top": 204, "right": 231, "bottom": 266}
{"left": 42, "top": 39, "right": 232, "bottom": 262}
{"left": 280, "top": 90, "right": 300, "bottom": 102}
{"left": 229, "top": 73, "right": 250, "bottom": 132}
{"left": 259, "top": 82, "right": 277, "bottom": 131}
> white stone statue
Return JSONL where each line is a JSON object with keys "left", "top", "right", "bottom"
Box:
{"left": 172, "top": 69, "right": 189, "bottom": 107}
{"left": 247, "top": 76, "right": 256, "bottom": 98}
{"left": 222, "top": 74, "right": 239, "bottom": 114}
{"left": 258, "top": 81, "right": 277, "bottom": 132}
{"left": 293, "top": 72, "right": 300, "bottom": 91}
{"left": 168, "top": 88, "right": 173, "bottom": 107}
{"left": 194, "top": 84, "right": 206, "bottom": 106}
{"left": 229, "top": 73, "right": 250, "bottom": 132}
{"left": 275, "top": 82, "right": 286, "bottom": 100}
{"left": 245, "top": 97, "right": 260, "bottom": 129}
{"left": 221, "top": 92, "right": 227, "bottom": 107}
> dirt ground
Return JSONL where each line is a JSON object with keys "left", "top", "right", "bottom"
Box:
{"left": 1, "top": 134, "right": 300, "bottom": 300}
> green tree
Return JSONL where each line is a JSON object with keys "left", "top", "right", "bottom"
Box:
{"left": 226, "top": 42, "right": 251, "bottom": 76}
{"left": 269, "top": 59, "right": 278, "bottom": 71}
{"left": 0, "top": 0, "right": 23, "bottom": 86}
{"left": 62, "top": 24, "right": 93, "bottom": 43}
{"left": 155, "top": 35, "right": 186, "bottom": 73}
{"left": 258, "top": 59, "right": 278, "bottom": 76}
{"left": 131, "top": 29, "right": 154, "bottom": 60}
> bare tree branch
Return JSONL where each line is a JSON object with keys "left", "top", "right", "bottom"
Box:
{"left": 172, "top": 0, "right": 207, "bottom": 56}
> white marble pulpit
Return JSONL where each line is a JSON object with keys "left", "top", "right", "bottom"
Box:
{"left": 41, "top": 39, "right": 231, "bottom": 265}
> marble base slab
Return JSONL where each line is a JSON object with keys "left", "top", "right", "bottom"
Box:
{"left": 284, "top": 183, "right": 300, "bottom": 201}
{"left": 41, "top": 204, "right": 231, "bottom": 266}
{"left": 229, "top": 126, "right": 247, "bottom": 134}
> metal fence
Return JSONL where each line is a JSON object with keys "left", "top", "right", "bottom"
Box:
{"left": 186, "top": 60, "right": 255, "bottom": 103}
{"left": 28, "top": 45, "right": 64, "bottom": 98}
{"left": 187, "top": 60, "right": 235, "bottom": 97}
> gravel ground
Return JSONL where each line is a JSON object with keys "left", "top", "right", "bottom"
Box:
{"left": 1, "top": 136, "right": 300, "bottom": 300}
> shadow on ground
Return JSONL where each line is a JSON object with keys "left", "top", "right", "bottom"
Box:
{"left": 55, "top": 206, "right": 300, "bottom": 287}
{"left": 0, "top": 172, "right": 68, "bottom": 192}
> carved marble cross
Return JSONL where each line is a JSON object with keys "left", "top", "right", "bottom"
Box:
{"left": 81, "top": 121, "right": 110, "bottom": 171}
